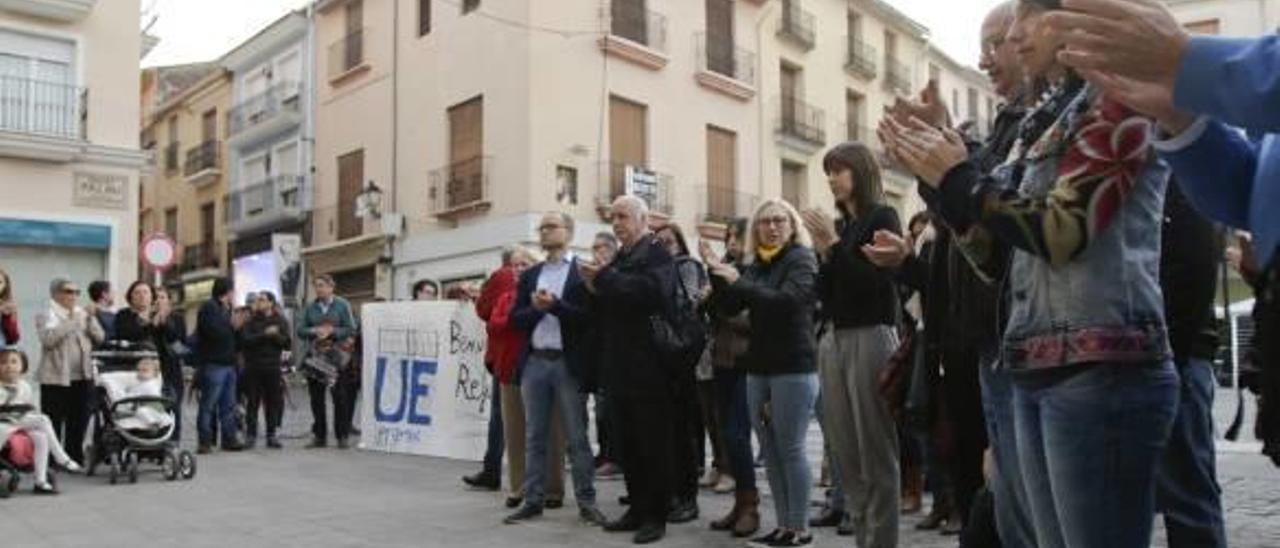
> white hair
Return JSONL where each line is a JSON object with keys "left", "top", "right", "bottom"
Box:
{"left": 612, "top": 195, "right": 649, "bottom": 221}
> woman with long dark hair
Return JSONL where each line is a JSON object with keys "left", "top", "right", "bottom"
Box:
{"left": 880, "top": 1, "right": 1179, "bottom": 545}
{"left": 238, "top": 291, "right": 291, "bottom": 449}
{"left": 115, "top": 282, "right": 189, "bottom": 441}
{"left": 703, "top": 198, "right": 819, "bottom": 547}
{"left": 801, "top": 141, "right": 904, "bottom": 548}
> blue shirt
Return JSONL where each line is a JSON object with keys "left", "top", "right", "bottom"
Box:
{"left": 1157, "top": 35, "right": 1280, "bottom": 268}
{"left": 531, "top": 254, "right": 573, "bottom": 351}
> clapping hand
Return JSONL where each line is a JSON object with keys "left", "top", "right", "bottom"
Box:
{"left": 800, "top": 208, "right": 839, "bottom": 255}
{"left": 861, "top": 230, "right": 912, "bottom": 268}
{"left": 878, "top": 116, "right": 968, "bottom": 187}
{"left": 532, "top": 289, "right": 556, "bottom": 312}
{"left": 885, "top": 79, "right": 950, "bottom": 130}
{"left": 698, "top": 240, "right": 721, "bottom": 267}
{"left": 708, "top": 262, "right": 741, "bottom": 285}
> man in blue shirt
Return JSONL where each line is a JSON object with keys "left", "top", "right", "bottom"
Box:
{"left": 502, "top": 212, "right": 606, "bottom": 528}
{"left": 1046, "top": 0, "right": 1280, "bottom": 471}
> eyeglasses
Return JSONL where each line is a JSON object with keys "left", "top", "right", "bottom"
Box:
{"left": 60, "top": 287, "right": 81, "bottom": 295}
{"left": 538, "top": 223, "right": 565, "bottom": 232}
{"left": 756, "top": 216, "right": 791, "bottom": 227}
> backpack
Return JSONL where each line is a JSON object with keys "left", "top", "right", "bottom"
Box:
{"left": 649, "top": 258, "right": 708, "bottom": 370}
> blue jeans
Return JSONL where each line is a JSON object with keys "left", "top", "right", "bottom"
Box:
{"left": 714, "top": 368, "right": 755, "bottom": 492}
{"left": 197, "top": 365, "right": 239, "bottom": 446}
{"left": 1012, "top": 361, "right": 1179, "bottom": 548}
{"left": 979, "top": 358, "right": 1036, "bottom": 548}
{"left": 747, "top": 372, "right": 818, "bottom": 530}
{"left": 1156, "top": 358, "right": 1227, "bottom": 548}
{"left": 520, "top": 354, "right": 596, "bottom": 509}
{"left": 482, "top": 374, "right": 504, "bottom": 476}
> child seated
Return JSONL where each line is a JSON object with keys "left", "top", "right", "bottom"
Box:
{"left": 110, "top": 357, "right": 172, "bottom": 432}
{"left": 0, "top": 348, "right": 81, "bottom": 494}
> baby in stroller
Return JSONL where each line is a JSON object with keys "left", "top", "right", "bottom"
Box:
{"left": 0, "top": 347, "right": 81, "bottom": 496}
{"left": 89, "top": 341, "right": 194, "bottom": 483}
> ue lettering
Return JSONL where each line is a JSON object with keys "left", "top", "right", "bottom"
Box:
{"left": 374, "top": 356, "right": 438, "bottom": 425}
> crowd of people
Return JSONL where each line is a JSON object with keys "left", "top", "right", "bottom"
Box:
{"left": 2, "top": 0, "right": 1277, "bottom": 546}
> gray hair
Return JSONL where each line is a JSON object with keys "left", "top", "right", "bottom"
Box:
{"left": 49, "top": 277, "right": 71, "bottom": 297}
{"left": 613, "top": 195, "right": 649, "bottom": 220}
{"left": 593, "top": 231, "right": 619, "bottom": 250}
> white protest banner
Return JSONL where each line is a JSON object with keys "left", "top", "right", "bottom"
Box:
{"left": 358, "top": 301, "right": 492, "bottom": 461}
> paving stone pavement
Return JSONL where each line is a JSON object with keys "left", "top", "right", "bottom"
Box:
{"left": 4, "top": 385, "right": 1276, "bottom": 547}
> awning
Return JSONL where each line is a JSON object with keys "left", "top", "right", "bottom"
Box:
{"left": 301, "top": 233, "right": 388, "bottom": 275}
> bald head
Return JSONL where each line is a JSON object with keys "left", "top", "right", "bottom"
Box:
{"left": 979, "top": 0, "right": 1023, "bottom": 100}
{"left": 609, "top": 195, "right": 650, "bottom": 249}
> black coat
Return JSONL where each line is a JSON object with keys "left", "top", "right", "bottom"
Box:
{"left": 712, "top": 243, "right": 819, "bottom": 376}
{"left": 592, "top": 234, "right": 676, "bottom": 397}
{"left": 819, "top": 205, "right": 902, "bottom": 329}
{"left": 238, "top": 313, "right": 292, "bottom": 369}
{"left": 195, "top": 299, "right": 237, "bottom": 366}
{"left": 114, "top": 308, "right": 187, "bottom": 390}
{"left": 510, "top": 257, "right": 592, "bottom": 387}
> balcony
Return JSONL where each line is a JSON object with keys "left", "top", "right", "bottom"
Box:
{"left": 775, "top": 95, "right": 826, "bottom": 154}
{"left": 183, "top": 140, "right": 221, "bottom": 186}
{"left": 227, "top": 81, "right": 302, "bottom": 147}
{"left": 595, "top": 162, "right": 674, "bottom": 222}
{"left": 0, "top": 75, "right": 85, "bottom": 162}
{"left": 600, "top": 3, "right": 668, "bottom": 70}
{"left": 428, "top": 156, "right": 491, "bottom": 223}
{"left": 777, "top": 1, "right": 815, "bottom": 51}
{"left": 177, "top": 241, "right": 221, "bottom": 279}
{"left": 163, "top": 142, "right": 180, "bottom": 175}
{"left": 694, "top": 33, "right": 756, "bottom": 101}
{"left": 328, "top": 28, "right": 369, "bottom": 84}
{"left": 885, "top": 59, "right": 912, "bottom": 95}
{"left": 698, "top": 186, "right": 759, "bottom": 227}
{"left": 846, "top": 38, "right": 877, "bottom": 80}
{"left": 225, "top": 174, "right": 312, "bottom": 236}
{"left": 0, "top": 0, "right": 96, "bottom": 22}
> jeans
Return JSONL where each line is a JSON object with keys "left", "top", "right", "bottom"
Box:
{"left": 482, "top": 374, "right": 504, "bottom": 476}
{"left": 714, "top": 368, "right": 755, "bottom": 493}
{"left": 197, "top": 365, "right": 239, "bottom": 446}
{"left": 1156, "top": 358, "right": 1227, "bottom": 548}
{"left": 747, "top": 372, "right": 818, "bottom": 530}
{"left": 520, "top": 354, "right": 596, "bottom": 509}
{"left": 978, "top": 358, "right": 1036, "bottom": 548}
{"left": 1013, "top": 361, "right": 1179, "bottom": 548}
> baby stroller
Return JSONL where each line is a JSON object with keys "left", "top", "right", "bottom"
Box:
{"left": 0, "top": 405, "right": 57, "bottom": 498}
{"left": 84, "top": 341, "right": 196, "bottom": 484}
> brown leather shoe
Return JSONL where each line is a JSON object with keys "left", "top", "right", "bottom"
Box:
{"left": 732, "top": 489, "right": 760, "bottom": 538}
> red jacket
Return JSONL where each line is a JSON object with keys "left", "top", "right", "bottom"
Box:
{"left": 475, "top": 266, "right": 508, "bottom": 368}
{"left": 482, "top": 268, "right": 524, "bottom": 384}
{"left": 1, "top": 311, "right": 18, "bottom": 345}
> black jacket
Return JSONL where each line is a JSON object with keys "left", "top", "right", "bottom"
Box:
{"left": 1161, "top": 182, "right": 1220, "bottom": 361}
{"left": 713, "top": 243, "right": 819, "bottom": 376}
{"left": 819, "top": 205, "right": 902, "bottom": 329}
{"left": 239, "top": 313, "right": 292, "bottom": 369}
{"left": 115, "top": 307, "right": 187, "bottom": 389}
{"left": 195, "top": 299, "right": 237, "bottom": 367}
{"left": 592, "top": 234, "right": 675, "bottom": 397}
{"left": 511, "top": 257, "right": 592, "bottom": 388}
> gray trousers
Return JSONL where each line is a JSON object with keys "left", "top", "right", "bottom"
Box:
{"left": 819, "top": 326, "right": 901, "bottom": 548}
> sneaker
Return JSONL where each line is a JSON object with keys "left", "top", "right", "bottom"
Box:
{"left": 713, "top": 474, "right": 735, "bottom": 494}
{"left": 503, "top": 505, "right": 543, "bottom": 524}
{"left": 748, "top": 529, "right": 783, "bottom": 548}
{"left": 769, "top": 531, "right": 813, "bottom": 547}
{"left": 596, "top": 462, "right": 623, "bottom": 479}
{"left": 579, "top": 506, "right": 608, "bottom": 526}
{"left": 699, "top": 469, "right": 720, "bottom": 488}
{"left": 32, "top": 482, "right": 58, "bottom": 495}
{"left": 60, "top": 460, "right": 83, "bottom": 474}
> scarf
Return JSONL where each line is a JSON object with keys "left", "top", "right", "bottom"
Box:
{"left": 757, "top": 244, "right": 783, "bottom": 264}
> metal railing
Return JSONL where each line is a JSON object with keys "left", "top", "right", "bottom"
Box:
{"left": 228, "top": 80, "right": 301, "bottom": 136}
{"left": 695, "top": 32, "right": 756, "bottom": 86}
{"left": 328, "top": 27, "right": 367, "bottom": 79}
{"left": 777, "top": 1, "right": 815, "bottom": 49}
{"left": 846, "top": 37, "right": 878, "bottom": 78}
{"left": 429, "top": 156, "right": 491, "bottom": 214}
{"left": 886, "top": 59, "right": 912, "bottom": 95}
{"left": 164, "top": 142, "right": 180, "bottom": 174}
{"left": 183, "top": 140, "right": 220, "bottom": 177}
{"left": 178, "top": 241, "right": 220, "bottom": 273}
{"left": 610, "top": 2, "right": 667, "bottom": 52}
{"left": 225, "top": 174, "right": 310, "bottom": 225}
{"left": 700, "top": 186, "right": 759, "bottom": 225}
{"left": 598, "top": 161, "right": 674, "bottom": 216}
{"left": 0, "top": 75, "right": 83, "bottom": 139}
{"left": 776, "top": 95, "right": 826, "bottom": 145}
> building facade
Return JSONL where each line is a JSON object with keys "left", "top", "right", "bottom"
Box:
{"left": 0, "top": 0, "right": 147, "bottom": 361}
{"left": 137, "top": 62, "right": 232, "bottom": 323}
{"left": 1164, "top": 0, "right": 1280, "bottom": 36}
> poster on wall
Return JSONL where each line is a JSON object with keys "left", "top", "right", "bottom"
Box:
{"left": 274, "top": 233, "right": 303, "bottom": 307}
{"left": 358, "top": 301, "right": 491, "bottom": 461}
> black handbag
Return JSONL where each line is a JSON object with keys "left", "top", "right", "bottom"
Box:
{"left": 650, "top": 264, "right": 707, "bottom": 369}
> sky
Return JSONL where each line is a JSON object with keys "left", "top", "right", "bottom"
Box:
{"left": 142, "top": 0, "right": 1003, "bottom": 69}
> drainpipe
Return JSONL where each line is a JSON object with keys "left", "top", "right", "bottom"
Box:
{"left": 755, "top": 2, "right": 776, "bottom": 200}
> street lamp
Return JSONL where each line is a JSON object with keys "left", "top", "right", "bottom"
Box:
{"left": 355, "top": 180, "right": 383, "bottom": 219}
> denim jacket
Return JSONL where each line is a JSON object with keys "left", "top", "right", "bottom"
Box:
{"left": 937, "top": 85, "right": 1171, "bottom": 371}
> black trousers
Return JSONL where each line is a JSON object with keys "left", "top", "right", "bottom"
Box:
{"left": 1257, "top": 265, "right": 1280, "bottom": 466}
{"left": 941, "top": 345, "right": 988, "bottom": 524}
{"left": 617, "top": 392, "right": 675, "bottom": 524}
{"left": 40, "top": 380, "right": 94, "bottom": 463}
{"left": 244, "top": 366, "right": 285, "bottom": 438}
{"left": 308, "top": 373, "right": 357, "bottom": 442}
{"left": 671, "top": 373, "right": 701, "bottom": 501}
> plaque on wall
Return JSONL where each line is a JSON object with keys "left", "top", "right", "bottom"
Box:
{"left": 73, "top": 172, "right": 129, "bottom": 210}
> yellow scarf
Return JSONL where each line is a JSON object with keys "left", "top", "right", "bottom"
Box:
{"left": 757, "top": 244, "right": 783, "bottom": 264}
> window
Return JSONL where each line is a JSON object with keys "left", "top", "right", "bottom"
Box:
{"left": 706, "top": 126, "right": 738, "bottom": 221}
{"left": 1184, "top": 19, "right": 1220, "bottom": 35}
{"left": 419, "top": 0, "right": 431, "bottom": 36}
{"left": 165, "top": 115, "right": 179, "bottom": 173}
{"left": 968, "top": 88, "right": 979, "bottom": 123}
{"left": 928, "top": 64, "right": 940, "bottom": 85}
{"left": 609, "top": 95, "right": 647, "bottom": 198}
{"left": 164, "top": 208, "right": 178, "bottom": 238}
{"left": 846, "top": 91, "right": 865, "bottom": 141}
{"left": 200, "top": 202, "right": 216, "bottom": 249}
{"left": 953, "top": 89, "right": 960, "bottom": 118}
{"left": 556, "top": 165, "right": 578, "bottom": 206}
{"left": 337, "top": 149, "right": 365, "bottom": 240}
{"left": 847, "top": 11, "right": 861, "bottom": 42}
{"left": 202, "top": 109, "right": 217, "bottom": 141}
{"left": 705, "top": 0, "right": 734, "bottom": 75}
{"left": 781, "top": 161, "right": 805, "bottom": 209}
{"left": 447, "top": 96, "right": 485, "bottom": 208}
{"left": 0, "top": 30, "right": 76, "bottom": 138}
{"left": 611, "top": 0, "right": 648, "bottom": 45}
{"left": 462, "top": 0, "right": 479, "bottom": 14}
